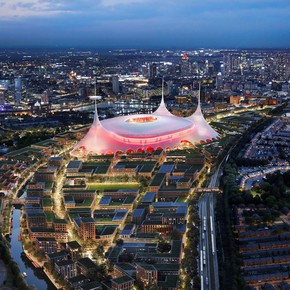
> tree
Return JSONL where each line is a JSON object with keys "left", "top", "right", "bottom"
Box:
{"left": 95, "top": 245, "right": 105, "bottom": 259}
{"left": 283, "top": 171, "right": 290, "bottom": 187}
{"left": 116, "top": 239, "right": 124, "bottom": 246}
{"left": 265, "top": 195, "right": 277, "bottom": 208}
{"left": 86, "top": 265, "right": 107, "bottom": 281}
{"left": 170, "top": 229, "right": 182, "bottom": 240}
{"left": 145, "top": 283, "right": 158, "bottom": 290}
{"left": 157, "top": 241, "right": 171, "bottom": 253}
{"left": 119, "top": 252, "right": 134, "bottom": 263}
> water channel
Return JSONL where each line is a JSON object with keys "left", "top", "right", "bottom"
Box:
{"left": 10, "top": 208, "right": 56, "bottom": 290}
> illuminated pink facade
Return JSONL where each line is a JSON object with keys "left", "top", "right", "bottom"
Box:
{"left": 71, "top": 88, "right": 218, "bottom": 156}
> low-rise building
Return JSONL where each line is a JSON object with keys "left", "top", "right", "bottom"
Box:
{"left": 79, "top": 217, "right": 96, "bottom": 241}
{"left": 35, "top": 237, "right": 58, "bottom": 254}
{"left": 55, "top": 259, "right": 76, "bottom": 280}
{"left": 111, "top": 275, "right": 134, "bottom": 290}
{"left": 136, "top": 263, "right": 158, "bottom": 287}
{"left": 77, "top": 257, "right": 98, "bottom": 276}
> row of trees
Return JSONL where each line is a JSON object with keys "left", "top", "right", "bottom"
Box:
{"left": 181, "top": 196, "right": 201, "bottom": 289}
{"left": 87, "top": 174, "right": 138, "bottom": 183}
{"left": 0, "top": 232, "right": 30, "bottom": 289}
{"left": 218, "top": 159, "right": 245, "bottom": 290}
{"left": 251, "top": 170, "right": 290, "bottom": 210}
{"left": 217, "top": 114, "right": 286, "bottom": 289}
{"left": 223, "top": 166, "right": 290, "bottom": 214}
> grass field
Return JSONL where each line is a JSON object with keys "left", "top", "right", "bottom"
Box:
{"left": 87, "top": 182, "right": 139, "bottom": 191}
{"left": 175, "top": 196, "right": 187, "bottom": 202}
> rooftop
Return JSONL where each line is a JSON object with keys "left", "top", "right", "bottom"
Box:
{"left": 112, "top": 275, "right": 134, "bottom": 285}
{"left": 77, "top": 257, "right": 97, "bottom": 270}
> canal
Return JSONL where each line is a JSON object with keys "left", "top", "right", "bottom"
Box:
{"left": 10, "top": 208, "right": 57, "bottom": 290}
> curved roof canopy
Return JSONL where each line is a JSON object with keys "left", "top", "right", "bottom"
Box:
{"left": 71, "top": 84, "right": 218, "bottom": 156}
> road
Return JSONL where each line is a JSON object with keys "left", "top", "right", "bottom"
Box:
{"left": 198, "top": 153, "right": 230, "bottom": 290}
{"left": 240, "top": 165, "right": 290, "bottom": 189}
{"left": 199, "top": 193, "right": 219, "bottom": 290}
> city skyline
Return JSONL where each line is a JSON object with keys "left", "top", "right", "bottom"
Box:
{"left": 0, "top": 39, "right": 289, "bottom": 289}
{"left": 0, "top": 0, "right": 290, "bottom": 48}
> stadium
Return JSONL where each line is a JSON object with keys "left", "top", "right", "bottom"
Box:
{"left": 71, "top": 86, "right": 218, "bottom": 156}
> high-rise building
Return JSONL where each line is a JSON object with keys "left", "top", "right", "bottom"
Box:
{"left": 112, "top": 76, "right": 119, "bottom": 94}
{"left": 15, "top": 77, "right": 22, "bottom": 91}
{"left": 0, "top": 87, "right": 6, "bottom": 106}
{"left": 78, "top": 86, "right": 86, "bottom": 98}
{"left": 224, "top": 53, "right": 242, "bottom": 76}
{"left": 15, "top": 77, "right": 22, "bottom": 105}
{"left": 181, "top": 53, "right": 191, "bottom": 76}
{"left": 223, "top": 54, "right": 231, "bottom": 76}
{"left": 216, "top": 72, "right": 223, "bottom": 90}
{"left": 149, "top": 63, "right": 157, "bottom": 78}
{"left": 41, "top": 91, "right": 49, "bottom": 104}
{"left": 175, "top": 64, "right": 181, "bottom": 75}
{"left": 208, "top": 63, "right": 214, "bottom": 76}
{"left": 0, "top": 80, "right": 10, "bottom": 89}
{"left": 205, "top": 59, "right": 209, "bottom": 74}
{"left": 141, "top": 64, "right": 148, "bottom": 76}
{"left": 220, "top": 64, "right": 225, "bottom": 76}
{"left": 15, "top": 92, "right": 21, "bottom": 105}
{"left": 168, "top": 81, "right": 179, "bottom": 97}
{"left": 274, "top": 53, "right": 289, "bottom": 81}
{"left": 230, "top": 95, "right": 241, "bottom": 106}
{"left": 192, "top": 62, "right": 199, "bottom": 74}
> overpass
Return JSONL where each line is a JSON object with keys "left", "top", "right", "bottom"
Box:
{"left": 195, "top": 188, "right": 221, "bottom": 193}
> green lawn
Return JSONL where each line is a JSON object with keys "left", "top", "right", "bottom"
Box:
{"left": 251, "top": 190, "right": 261, "bottom": 197}
{"left": 175, "top": 196, "right": 187, "bottom": 202}
{"left": 75, "top": 198, "right": 94, "bottom": 207}
{"left": 44, "top": 211, "right": 55, "bottom": 221}
{"left": 87, "top": 182, "right": 139, "bottom": 191}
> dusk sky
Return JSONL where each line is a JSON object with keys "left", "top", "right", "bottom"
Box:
{"left": 0, "top": 0, "right": 290, "bottom": 48}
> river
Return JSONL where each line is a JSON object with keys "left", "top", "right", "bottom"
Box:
{"left": 10, "top": 208, "right": 57, "bottom": 290}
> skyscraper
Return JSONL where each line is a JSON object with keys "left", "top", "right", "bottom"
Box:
{"left": 15, "top": 77, "right": 22, "bottom": 105}
{"left": 41, "top": 91, "right": 49, "bottom": 104}
{"left": 216, "top": 72, "right": 223, "bottom": 90}
{"left": 0, "top": 87, "right": 6, "bottom": 106}
{"left": 149, "top": 63, "right": 157, "bottom": 78}
{"left": 0, "top": 80, "right": 10, "bottom": 89}
{"left": 223, "top": 53, "right": 233, "bottom": 77}
{"left": 168, "top": 81, "right": 179, "bottom": 97}
{"left": 112, "top": 76, "right": 119, "bottom": 94}
{"left": 15, "top": 77, "right": 22, "bottom": 91}
{"left": 181, "top": 53, "right": 191, "bottom": 76}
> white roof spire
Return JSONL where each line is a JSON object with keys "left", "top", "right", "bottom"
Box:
{"left": 90, "top": 96, "right": 102, "bottom": 127}
{"left": 161, "top": 77, "right": 164, "bottom": 104}
{"left": 153, "top": 77, "right": 172, "bottom": 116}
{"left": 196, "top": 82, "right": 201, "bottom": 111}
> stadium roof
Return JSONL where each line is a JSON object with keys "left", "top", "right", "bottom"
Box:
{"left": 71, "top": 83, "right": 218, "bottom": 156}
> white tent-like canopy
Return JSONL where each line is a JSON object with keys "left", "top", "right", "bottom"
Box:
{"left": 71, "top": 85, "right": 218, "bottom": 156}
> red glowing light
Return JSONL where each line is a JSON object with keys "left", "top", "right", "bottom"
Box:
{"left": 126, "top": 149, "right": 134, "bottom": 154}
{"left": 147, "top": 146, "right": 154, "bottom": 153}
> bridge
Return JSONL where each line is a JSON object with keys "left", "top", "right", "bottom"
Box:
{"left": 195, "top": 188, "right": 221, "bottom": 193}
{"left": 12, "top": 198, "right": 25, "bottom": 206}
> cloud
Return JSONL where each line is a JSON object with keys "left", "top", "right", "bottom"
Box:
{"left": 0, "top": 0, "right": 153, "bottom": 20}
{"left": 0, "top": 0, "right": 72, "bottom": 19}
{"left": 100, "top": 0, "right": 150, "bottom": 7}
